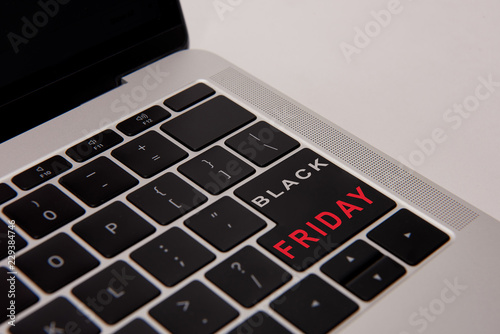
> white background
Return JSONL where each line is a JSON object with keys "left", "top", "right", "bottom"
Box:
{"left": 180, "top": 0, "right": 500, "bottom": 221}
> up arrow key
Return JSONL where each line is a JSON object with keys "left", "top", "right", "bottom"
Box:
{"left": 346, "top": 256, "right": 355, "bottom": 263}
{"left": 311, "top": 300, "right": 321, "bottom": 308}
{"left": 373, "top": 274, "right": 382, "bottom": 281}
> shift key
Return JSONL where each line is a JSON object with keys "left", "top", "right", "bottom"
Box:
{"left": 235, "top": 149, "right": 396, "bottom": 271}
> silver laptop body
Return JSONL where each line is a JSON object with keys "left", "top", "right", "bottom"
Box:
{"left": 1, "top": 1, "right": 499, "bottom": 333}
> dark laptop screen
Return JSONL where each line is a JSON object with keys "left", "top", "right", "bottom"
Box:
{"left": 0, "top": 0, "right": 187, "bottom": 143}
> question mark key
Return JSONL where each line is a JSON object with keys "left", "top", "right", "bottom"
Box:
{"left": 206, "top": 246, "right": 291, "bottom": 307}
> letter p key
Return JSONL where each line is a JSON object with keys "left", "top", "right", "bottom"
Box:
{"left": 105, "top": 223, "right": 118, "bottom": 235}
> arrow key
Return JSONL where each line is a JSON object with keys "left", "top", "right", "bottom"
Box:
{"left": 271, "top": 275, "right": 358, "bottom": 334}
{"left": 321, "top": 240, "right": 382, "bottom": 285}
{"left": 311, "top": 299, "right": 321, "bottom": 308}
{"left": 368, "top": 209, "right": 450, "bottom": 265}
{"left": 345, "top": 256, "right": 405, "bottom": 301}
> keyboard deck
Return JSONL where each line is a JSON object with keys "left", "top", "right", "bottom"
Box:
{"left": 0, "top": 82, "right": 449, "bottom": 333}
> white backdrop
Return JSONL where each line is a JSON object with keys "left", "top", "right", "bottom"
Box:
{"left": 180, "top": 0, "right": 500, "bottom": 221}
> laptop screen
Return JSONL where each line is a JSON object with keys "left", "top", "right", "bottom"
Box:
{"left": 0, "top": 0, "right": 187, "bottom": 143}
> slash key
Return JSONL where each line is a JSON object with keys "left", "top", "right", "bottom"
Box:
{"left": 206, "top": 246, "right": 291, "bottom": 307}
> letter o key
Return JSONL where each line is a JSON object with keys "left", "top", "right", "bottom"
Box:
{"left": 48, "top": 255, "right": 64, "bottom": 268}
{"left": 43, "top": 210, "right": 58, "bottom": 221}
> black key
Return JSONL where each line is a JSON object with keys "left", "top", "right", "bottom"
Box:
{"left": 127, "top": 173, "right": 207, "bottom": 225}
{"left": 12, "top": 155, "right": 72, "bottom": 190}
{"left": 112, "top": 131, "right": 187, "bottom": 178}
{"left": 185, "top": 197, "right": 266, "bottom": 251}
{"left": 150, "top": 280, "right": 239, "bottom": 334}
{"left": 114, "top": 318, "right": 159, "bottom": 334}
{"left": 1, "top": 267, "right": 38, "bottom": 323}
{"left": 131, "top": 227, "right": 215, "bottom": 287}
{"left": 345, "top": 256, "right": 406, "bottom": 301}
{"left": 164, "top": 83, "right": 215, "bottom": 112}
{"left": 368, "top": 209, "right": 450, "bottom": 265}
{"left": 321, "top": 240, "right": 405, "bottom": 301}
{"left": 271, "top": 275, "right": 358, "bottom": 334}
{"left": 178, "top": 146, "right": 255, "bottom": 195}
{"left": 17, "top": 233, "right": 99, "bottom": 293}
{"left": 3, "top": 184, "right": 85, "bottom": 239}
{"left": 0, "top": 183, "right": 17, "bottom": 204}
{"left": 206, "top": 246, "right": 291, "bottom": 308}
{"left": 321, "top": 240, "right": 382, "bottom": 285}
{"left": 73, "top": 202, "right": 155, "bottom": 258}
{"left": 60, "top": 157, "right": 138, "bottom": 207}
{"left": 226, "top": 121, "right": 300, "bottom": 167}
{"left": 1, "top": 219, "right": 27, "bottom": 260}
{"left": 117, "top": 105, "right": 171, "bottom": 136}
{"left": 66, "top": 129, "right": 123, "bottom": 162}
{"left": 228, "top": 312, "right": 292, "bottom": 334}
{"left": 73, "top": 260, "right": 160, "bottom": 324}
{"left": 235, "top": 148, "right": 396, "bottom": 271}
{"left": 161, "top": 95, "right": 256, "bottom": 151}
{"left": 10, "top": 297, "right": 100, "bottom": 334}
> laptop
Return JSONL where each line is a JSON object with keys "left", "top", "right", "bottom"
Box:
{"left": 1, "top": 0, "right": 499, "bottom": 333}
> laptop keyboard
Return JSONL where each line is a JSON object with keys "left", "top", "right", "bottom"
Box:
{"left": 1, "top": 82, "right": 450, "bottom": 333}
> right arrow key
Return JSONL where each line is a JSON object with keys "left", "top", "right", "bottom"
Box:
{"left": 368, "top": 209, "right": 450, "bottom": 265}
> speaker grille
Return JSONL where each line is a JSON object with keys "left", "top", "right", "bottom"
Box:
{"left": 211, "top": 67, "right": 479, "bottom": 231}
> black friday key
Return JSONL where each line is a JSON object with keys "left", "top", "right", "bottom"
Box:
{"left": 235, "top": 148, "right": 396, "bottom": 271}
